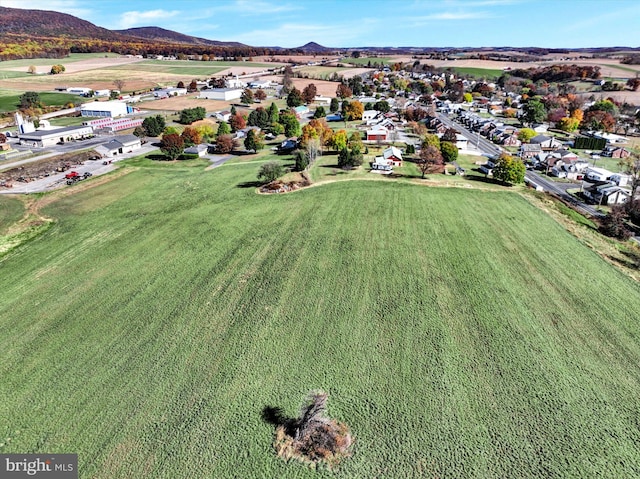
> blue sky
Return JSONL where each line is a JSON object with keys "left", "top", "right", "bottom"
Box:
{"left": 2, "top": 0, "right": 640, "bottom": 48}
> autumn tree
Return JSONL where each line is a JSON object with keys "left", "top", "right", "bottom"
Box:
{"left": 417, "top": 145, "right": 444, "bottom": 178}
{"left": 344, "top": 100, "right": 364, "bottom": 121}
{"left": 27, "top": 65, "right": 36, "bottom": 74}
{"left": 181, "top": 126, "right": 202, "bottom": 146}
{"left": 441, "top": 128, "right": 458, "bottom": 143}
{"left": 160, "top": 133, "right": 185, "bottom": 161}
{"left": 627, "top": 78, "right": 640, "bottom": 91}
{"left": 257, "top": 161, "right": 284, "bottom": 183}
{"left": 229, "top": 112, "right": 246, "bottom": 132}
{"left": 492, "top": 153, "right": 526, "bottom": 185}
{"left": 255, "top": 89, "right": 267, "bottom": 101}
{"left": 50, "top": 64, "right": 65, "bottom": 75}
{"left": 336, "top": 83, "right": 353, "bottom": 99}
{"left": 0, "top": 133, "right": 6, "bottom": 143}
{"left": 557, "top": 116, "right": 580, "bottom": 132}
{"left": 216, "top": 134, "right": 237, "bottom": 153}
{"left": 302, "top": 83, "right": 317, "bottom": 104}
{"left": 244, "top": 129, "right": 265, "bottom": 152}
{"left": 331, "top": 130, "right": 348, "bottom": 152}
{"left": 517, "top": 128, "right": 536, "bottom": 142}
{"left": 421, "top": 133, "right": 440, "bottom": 150}
{"left": 286, "top": 87, "right": 304, "bottom": 108}
{"left": 188, "top": 80, "right": 198, "bottom": 92}
{"left": 600, "top": 205, "right": 632, "bottom": 240}
{"left": 582, "top": 110, "right": 616, "bottom": 132}
{"left": 241, "top": 88, "right": 254, "bottom": 104}
{"left": 177, "top": 81, "right": 185, "bottom": 89}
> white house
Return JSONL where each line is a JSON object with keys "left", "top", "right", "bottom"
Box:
{"left": 66, "top": 87, "right": 92, "bottom": 95}
{"left": 362, "top": 110, "right": 381, "bottom": 124}
{"left": 94, "top": 135, "right": 141, "bottom": 158}
{"left": 199, "top": 88, "right": 243, "bottom": 101}
{"left": 213, "top": 110, "right": 232, "bottom": 122}
{"left": 584, "top": 167, "right": 614, "bottom": 182}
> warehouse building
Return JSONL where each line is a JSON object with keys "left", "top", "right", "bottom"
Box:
{"left": 199, "top": 88, "right": 243, "bottom": 101}
{"left": 18, "top": 125, "right": 94, "bottom": 148}
{"left": 80, "top": 100, "right": 131, "bottom": 118}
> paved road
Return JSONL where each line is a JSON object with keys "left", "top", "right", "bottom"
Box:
{"left": 438, "top": 112, "right": 604, "bottom": 218}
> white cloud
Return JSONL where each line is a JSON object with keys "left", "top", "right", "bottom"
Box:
{"left": 117, "top": 9, "right": 182, "bottom": 29}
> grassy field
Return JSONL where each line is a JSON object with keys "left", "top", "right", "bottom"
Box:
{"left": 340, "top": 57, "right": 393, "bottom": 66}
{"left": 105, "top": 59, "right": 276, "bottom": 76}
{"left": 0, "top": 53, "right": 122, "bottom": 71}
{"left": 445, "top": 67, "right": 504, "bottom": 79}
{"left": 0, "top": 195, "right": 24, "bottom": 235}
{"left": 0, "top": 90, "right": 86, "bottom": 113}
{"left": 2, "top": 158, "right": 640, "bottom": 478}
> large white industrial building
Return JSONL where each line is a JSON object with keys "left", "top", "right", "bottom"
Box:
{"left": 18, "top": 125, "right": 94, "bottom": 148}
{"left": 80, "top": 100, "right": 131, "bottom": 118}
{"left": 199, "top": 88, "right": 243, "bottom": 101}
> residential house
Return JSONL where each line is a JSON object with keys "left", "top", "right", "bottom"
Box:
{"left": 603, "top": 146, "right": 631, "bottom": 158}
{"left": 500, "top": 133, "right": 521, "bottom": 147}
{"left": 529, "top": 134, "right": 562, "bottom": 151}
{"left": 214, "top": 110, "right": 232, "bottom": 122}
{"left": 363, "top": 110, "right": 381, "bottom": 123}
{"left": 583, "top": 183, "right": 631, "bottom": 205}
{"left": 519, "top": 143, "right": 542, "bottom": 159}
{"left": 293, "top": 105, "right": 310, "bottom": 119}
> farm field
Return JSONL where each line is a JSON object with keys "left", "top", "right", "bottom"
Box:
{"left": 0, "top": 90, "right": 86, "bottom": 113}
{"left": 445, "top": 66, "right": 504, "bottom": 79}
{"left": 2, "top": 158, "right": 640, "bottom": 477}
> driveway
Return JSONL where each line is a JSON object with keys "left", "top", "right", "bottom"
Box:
{"left": 0, "top": 143, "right": 157, "bottom": 194}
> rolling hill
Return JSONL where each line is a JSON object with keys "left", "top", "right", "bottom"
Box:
{"left": 115, "top": 26, "right": 248, "bottom": 49}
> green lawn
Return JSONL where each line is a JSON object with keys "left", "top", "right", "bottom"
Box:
{"left": 0, "top": 90, "right": 87, "bottom": 113}
{"left": 446, "top": 67, "right": 504, "bottom": 80}
{"left": 340, "top": 57, "right": 393, "bottom": 66}
{"left": 0, "top": 53, "right": 122, "bottom": 71}
{"left": 106, "top": 59, "right": 275, "bottom": 76}
{"left": 2, "top": 158, "right": 640, "bottom": 478}
{"left": 0, "top": 196, "right": 24, "bottom": 235}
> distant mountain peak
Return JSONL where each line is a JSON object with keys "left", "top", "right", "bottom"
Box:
{"left": 297, "top": 42, "right": 331, "bottom": 52}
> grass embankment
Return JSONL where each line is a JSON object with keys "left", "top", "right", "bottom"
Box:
{"left": 1, "top": 159, "right": 640, "bottom": 477}
{"left": 0, "top": 90, "right": 85, "bottom": 113}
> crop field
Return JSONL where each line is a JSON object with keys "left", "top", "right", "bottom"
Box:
{"left": 2, "top": 159, "right": 640, "bottom": 478}
{"left": 0, "top": 90, "right": 86, "bottom": 113}
{"left": 340, "top": 57, "right": 394, "bottom": 66}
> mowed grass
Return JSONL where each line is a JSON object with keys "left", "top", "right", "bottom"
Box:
{"left": 446, "top": 66, "right": 504, "bottom": 79}
{"left": 0, "top": 196, "right": 24, "bottom": 235}
{"left": 1, "top": 160, "right": 640, "bottom": 477}
{"left": 0, "top": 90, "right": 86, "bottom": 113}
{"left": 106, "top": 59, "right": 276, "bottom": 76}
